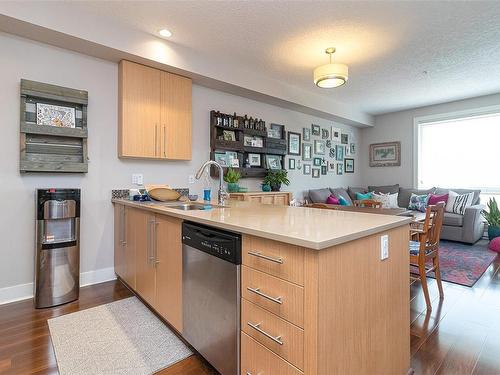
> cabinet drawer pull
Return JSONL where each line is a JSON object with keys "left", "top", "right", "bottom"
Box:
{"left": 247, "top": 287, "right": 282, "bottom": 304}
{"left": 248, "top": 251, "right": 283, "bottom": 264}
{"left": 247, "top": 322, "right": 283, "bottom": 345}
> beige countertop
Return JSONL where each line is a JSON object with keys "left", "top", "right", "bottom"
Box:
{"left": 112, "top": 199, "right": 412, "bottom": 250}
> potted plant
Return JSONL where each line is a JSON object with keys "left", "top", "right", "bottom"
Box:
{"left": 483, "top": 197, "right": 500, "bottom": 240}
{"left": 263, "top": 170, "right": 290, "bottom": 192}
{"left": 224, "top": 167, "right": 241, "bottom": 193}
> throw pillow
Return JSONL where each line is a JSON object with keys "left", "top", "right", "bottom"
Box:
{"left": 428, "top": 193, "right": 449, "bottom": 206}
{"left": 325, "top": 195, "right": 340, "bottom": 205}
{"left": 489, "top": 237, "right": 500, "bottom": 253}
{"left": 356, "top": 192, "right": 373, "bottom": 200}
{"left": 445, "top": 190, "right": 474, "bottom": 215}
{"left": 408, "top": 193, "right": 429, "bottom": 212}
{"left": 372, "top": 192, "right": 399, "bottom": 209}
{"left": 338, "top": 196, "right": 350, "bottom": 206}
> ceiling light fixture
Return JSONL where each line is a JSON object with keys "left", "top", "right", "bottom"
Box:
{"left": 313, "top": 47, "right": 348, "bottom": 88}
{"left": 158, "top": 29, "right": 172, "bottom": 38}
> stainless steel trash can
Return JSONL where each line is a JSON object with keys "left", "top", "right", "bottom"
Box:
{"left": 35, "top": 188, "right": 80, "bottom": 308}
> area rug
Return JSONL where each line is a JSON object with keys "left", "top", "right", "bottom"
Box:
{"left": 48, "top": 297, "right": 192, "bottom": 375}
{"left": 412, "top": 240, "right": 498, "bottom": 287}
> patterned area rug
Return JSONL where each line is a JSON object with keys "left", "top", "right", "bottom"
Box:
{"left": 48, "top": 297, "right": 192, "bottom": 375}
{"left": 413, "top": 240, "right": 498, "bottom": 287}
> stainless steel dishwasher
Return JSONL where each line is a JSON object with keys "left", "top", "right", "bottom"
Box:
{"left": 182, "top": 221, "right": 241, "bottom": 375}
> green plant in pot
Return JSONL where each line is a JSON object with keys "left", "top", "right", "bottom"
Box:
{"left": 224, "top": 167, "right": 241, "bottom": 193}
{"left": 263, "top": 170, "right": 290, "bottom": 192}
{"left": 483, "top": 197, "right": 500, "bottom": 240}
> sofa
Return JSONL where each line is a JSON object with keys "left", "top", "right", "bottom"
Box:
{"left": 307, "top": 184, "right": 485, "bottom": 244}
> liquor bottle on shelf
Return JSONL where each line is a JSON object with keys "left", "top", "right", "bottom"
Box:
{"left": 233, "top": 112, "right": 239, "bottom": 128}
{"left": 244, "top": 115, "right": 249, "bottom": 128}
{"left": 215, "top": 111, "right": 222, "bottom": 126}
{"left": 223, "top": 114, "right": 229, "bottom": 127}
{"left": 262, "top": 120, "right": 266, "bottom": 132}
{"left": 228, "top": 114, "right": 233, "bottom": 127}
{"left": 249, "top": 117, "right": 255, "bottom": 129}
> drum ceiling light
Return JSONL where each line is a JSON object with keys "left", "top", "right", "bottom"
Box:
{"left": 313, "top": 47, "right": 348, "bottom": 88}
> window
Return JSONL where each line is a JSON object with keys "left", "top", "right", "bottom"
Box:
{"left": 415, "top": 108, "right": 500, "bottom": 202}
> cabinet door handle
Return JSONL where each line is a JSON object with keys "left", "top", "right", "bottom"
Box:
{"left": 148, "top": 219, "right": 155, "bottom": 264}
{"left": 155, "top": 124, "right": 158, "bottom": 157}
{"left": 121, "top": 206, "right": 127, "bottom": 245}
{"left": 163, "top": 125, "right": 166, "bottom": 157}
{"left": 247, "top": 322, "right": 283, "bottom": 345}
{"left": 154, "top": 221, "right": 160, "bottom": 265}
{"left": 247, "top": 251, "right": 283, "bottom": 264}
{"left": 247, "top": 287, "right": 282, "bottom": 304}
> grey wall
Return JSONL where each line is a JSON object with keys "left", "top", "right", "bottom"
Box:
{"left": 360, "top": 93, "right": 500, "bottom": 188}
{"left": 0, "top": 32, "right": 361, "bottom": 298}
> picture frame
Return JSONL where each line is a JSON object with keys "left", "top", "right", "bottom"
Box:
{"left": 244, "top": 135, "right": 264, "bottom": 148}
{"left": 331, "top": 127, "right": 341, "bottom": 143}
{"left": 223, "top": 130, "right": 236, "bottom": 141}
{"left": 321, "top": 128, "right": 329, "bottom": 139}
{"left": 303, "top": 127, "right": 311, "bottom": 141}
{"left": 248, "top": 153, "right": 261, "bottom": 167}
{"left": 341, "top": 133, "right": 349, "bottom": 145}
{"left": 344, "top": 158, "right": 354, "bottom": 173}
{"left": 312, "top": 168, "right": 320, "bottom": 178}
{"left": 268, "top": 123, "right": 285, "bottom": 139}
{"left": 326, "top": 140, "right": 332, "bottom": 148}
{"left": 302, "top": 143, "right": 312, "bottom": 161}
{"left": 288, "top": 158, "right": 296, "bottom": 170}
{"left": 287, "top": 131, "right": 301, "bottom": 156}
{"left": 335, "top": 144, "right": 344, "bottom": 161}
{"left": 313, "top": 157, "right": 322, "bottom": 166}
{"left": 350, "top": 143, "right": 356, "bottom": 155}
{"left": 314, "top": 140, "right": 325, "bottom": 155}
{"left": 266, "top": 154, "right": 282, "bottom": 170}
{"left": 303, "top": 164, "right": 311, "bottom": 175}
{"left": 329, "top": 162, "right": 336, "bottom": 173}
{"left": 337, "top": 163, "right": 343, "bottom": 175}
{"left": 321, "top": 165, "right": 327, "bottom": 175}
{"left": 345, "top": 144, "right": 350, "bottom": 156}
{"left": 214, "top": 152, "right": 227, "bottom": 167}
{"left": 226, "top": 151, "right": 239, "bottom": 167}
{"left": 36, "top": 103, "right": 76, "bottom": 128}
{"left": 369, "top": 141, "right": 401, "bottom": 167}
{"left": 329, "top": 148, "right": 336, "bottom": 159}
{"left": 311, "top": 124, "right": 321, "bottom": 136}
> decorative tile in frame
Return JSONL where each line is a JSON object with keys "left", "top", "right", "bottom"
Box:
{"left": 36, "top": 103, "right": 76, "bottom": 128}
{"left": 337, "top": 163, "right": 343, "bottom": 175}
{"left": 312, "top": 168, "right": 320, "bottom": 178}
{"left": 329, "top": 148, "right": 336, "bottom": 159}
{"left": 302, "top": 143, "right": 312, "bottom": 161}
{"left": 314, "top": 140, "right": 325, "bottom": 155}
{"left": 344, "top": 158, "right": 354, "bottom": 173}
{"left": 303, "top": 127, "right": 311, "bottom": 141}
{"left": 287, "top": 131, "right": 301, "bottom": 156}
{"left": 331, "top": 127, "right": 341, "bottom": 143}
{"left": 369, "top": 141, "right": 401, "bottom": 167}
{"left": 303, "top": 164, "right": 311, "bottom": 175}
{"left": 214, "top": 151, "right": 228, "bottom": 167}
{"left": 329, "top": 162, "right": 336, "bottom": 173}
{"left": 266, "top": 154, "right": 282, "bottom": 169}
{"left": 226, "top": 151, "right": 239, "bottom": 167}
{"left": 335, "top": 144, "right": 344, "bottom": 161}
{"left": 341, "top": 132, "right": 349, "bottom": 145}
{"left": 321, "top": 165, "right": 327, "bottom": 175}
{"left": 313, "top": 157, "right": 322, "bottom": 166}
{"left": 321, "top": 128, "right": 329, "bottom": 139}
{"left": 288, "top": 158, "right": 296, "bottom": 170}
{"left": 248, "top": 153, "right": 261, "bottom": 167}
{"left": 311, "top": 124, "right": 321, "bottom": 136}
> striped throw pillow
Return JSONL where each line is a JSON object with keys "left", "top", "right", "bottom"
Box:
{"left": 445, "top": 190, "right": 474, "bottom": 215}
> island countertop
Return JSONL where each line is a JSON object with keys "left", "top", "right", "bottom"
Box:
{"left": 112, "top": 198, "right": 412, "bottom": 250}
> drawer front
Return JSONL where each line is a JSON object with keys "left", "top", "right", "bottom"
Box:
{"left": 241, "top": 332, "right": 303, "bottom": 375}
{"left": 242, "top": 235, "right": 304, "bottom": 285}
{"left": 241, "top": 299, "right": 304, "bottom": 370}
{"left": 242, "top": 266, "right": 304, "bottom": 327}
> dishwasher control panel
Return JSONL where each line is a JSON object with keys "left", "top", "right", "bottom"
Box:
{"left": 182, "top": 221, "right": 241, "bottom": 264}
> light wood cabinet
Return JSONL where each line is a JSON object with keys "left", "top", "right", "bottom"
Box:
{"left": 118, "top": 60, "right": 192, "bottom": 160}
{"left": 229, "top": 191, "right": 292, "bottom": 206}
{"left": 114, "top": 205, "right": 136, "bottom": 289}
{"left": 133, "top": 208, "right": 156, "bottom": 307}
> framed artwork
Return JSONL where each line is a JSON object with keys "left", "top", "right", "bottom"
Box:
{"left": 350, "top": 143, "right": 356, "bottom": 155}
{"left": 303, "top": 164, "right": 311, "bottom": 175}
{"left": 321, "top": 128, "right": 329, "bottom": 139}
{"left": 226, "top": 151, "right": 239, "bottom": 167}
{"left": 288, "top": 158, "right": 296, "bottom": 170}
{"left": 321, "top": 165, "right": 327, "bottom": 175}
{"left": 329, "top": 162, "right": 336, "bottom": 173}
{"left": 248, "top": 153, "right": 261, "bottom": 167}
{"left": 268, "top": 123, "right": 285, "bottom": 139}
{"left": 341, "top": 133, "right": 349, "bottom": 145}
{"left": 344, "top": 158, "right": 354, "bottom": 173}
{"left": 329, "top": 148, "right": 336, "bottom": 159}
{"left": 312, "top": 168, "right": 320, "bottom": 178}
{"left": 266, "top": 154, "right": 282, "bottom": 169}
{"left": 302, "top": 143, "right": 312, "bottom": 161}
{"left": 326, "top": 140, "right": 332, "bottom": 148}
{"left": 223, "top": 130, "right": 236, "bottom": 141}
{"left": 369, "top": 141, "right": 401, "bottom": 167}
{"left": 313, "top": 157, "right": 322, "bottom": 166}
{"left": 244, "top": 135, "right": 264, "bottom": 147}
{"left": 287, "top": 131, "right": 301, "bottom": 156}
{"left": 345, "top": 144, "right": 350, "bottom": 156}
{"left": 214, "top": 152, "right": 227, "bottom": 167}
{"left": 314, "top": 140, "right": 325, "bottom": 155}
{"left": 337, "top": 163, "right": 343, "bottom": 175}
{"left": 331, "top": 127, "right": 341, "bottom": 143}
{"left": 311, "top": 124, "right": 321, "bottom": 136}
{"left": 36, "top": 103, "right": 76, "bottom": 128}
{"left": 335, "top": 144, "right": 344, "bottom": 161}
{"left": 303, "top": 127, "right": 311, "bottom": 141}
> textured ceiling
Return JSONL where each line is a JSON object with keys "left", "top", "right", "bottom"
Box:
{"left": 69, "top": 1, "right": 500, "bottom": 114}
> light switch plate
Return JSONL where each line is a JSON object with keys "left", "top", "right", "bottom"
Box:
{"left": 188, "top": 175, "right": 195, "bottom": 184}
{"left": 380, "top": 234, "right": 389, "bottom": 260}
{"left": 132, "top": 174, "right": 143, "bottom": 186}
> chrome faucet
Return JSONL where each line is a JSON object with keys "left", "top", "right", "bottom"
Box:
{"left": 195, "top": 160, "right": 228, "bottom": 206}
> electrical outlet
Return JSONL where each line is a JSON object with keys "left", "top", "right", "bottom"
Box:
{"left": 188, "top": 175, "right": 195, "bottom": 184}
{"left": 131, "top": 174, "right": 143, "bottom": 186}
{"left": 380, "top": 234, "right": 389, "bottom": 260}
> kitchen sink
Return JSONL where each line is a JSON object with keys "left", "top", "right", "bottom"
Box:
{"left": 170, "top": 202, "right": 229, "bottom": 211}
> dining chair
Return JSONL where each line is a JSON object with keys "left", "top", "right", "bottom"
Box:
{"left": 353, "top": 199, "right": 382, "bottom": 208}
{"left": 409, "top": 202, "right": 445, "bottom": 310}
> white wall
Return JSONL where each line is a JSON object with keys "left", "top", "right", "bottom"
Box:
{"left": 359, "top": 93, "right": 500, "bottom": 188}
{"left": 0, "top": 32, "right": 361, "bottom": 301}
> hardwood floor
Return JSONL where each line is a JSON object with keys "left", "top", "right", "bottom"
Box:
{"left": 0, "top": 253, "right": 499, "bottom": 375}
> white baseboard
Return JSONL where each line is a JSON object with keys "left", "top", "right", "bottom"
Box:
{"left": 0, "top": 267, "right": 117, "bottom": 305}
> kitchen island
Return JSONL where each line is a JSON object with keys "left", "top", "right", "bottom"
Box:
{"left": 112, "top": 199, "right": 412, "bottom": 375}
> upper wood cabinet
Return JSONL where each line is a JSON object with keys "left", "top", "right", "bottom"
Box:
{"left": 118, "top": 60, "right": 192, "bottom": 160}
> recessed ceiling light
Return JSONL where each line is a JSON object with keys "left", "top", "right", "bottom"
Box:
{"left": 158, "top": 29, "right": 172, "bottom": 38}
